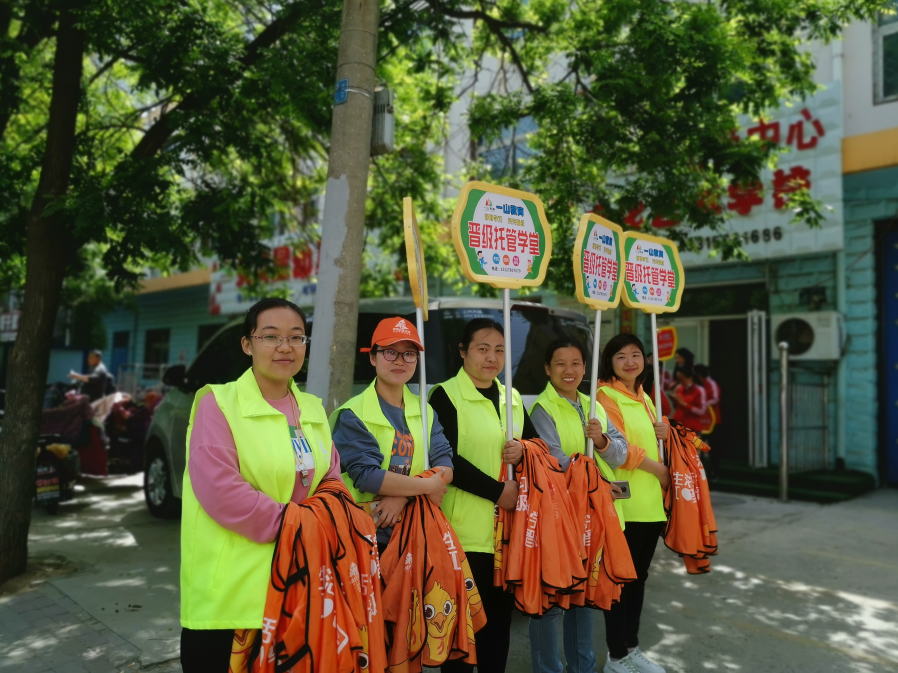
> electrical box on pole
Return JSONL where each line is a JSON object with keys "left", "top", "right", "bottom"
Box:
{"left": 371, "top": 88, "right": 394, "bottom": 156}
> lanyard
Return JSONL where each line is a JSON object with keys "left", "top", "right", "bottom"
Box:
{"left": 289, "top": 393, "right": 311, "bottom": 488}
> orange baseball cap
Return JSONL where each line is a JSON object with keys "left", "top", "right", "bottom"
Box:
{"left": 360, "top": 317, "right": 425, "bottom": 352}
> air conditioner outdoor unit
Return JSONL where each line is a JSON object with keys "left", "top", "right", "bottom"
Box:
{"left": 770, "top": 311, "right": 843, "bottom": 360}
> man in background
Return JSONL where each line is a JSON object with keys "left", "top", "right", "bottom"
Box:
{"left": 68, "top": 349, "right": 115, "bottom": 401}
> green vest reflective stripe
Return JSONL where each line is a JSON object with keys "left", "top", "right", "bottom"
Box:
{"left": 531, "top": 383, "right": 624, "bottom": 527}
{"left": 599, "top": 385, "right": 665, "bottom": 523}
{"left": 429, "top": 368, "right": 523, "bottom": 554}
{"left": 330, "top": 380, "right": 435, "bottom": 503}
{"left": 180, "top": 368, "right": 332, "bottom": 629}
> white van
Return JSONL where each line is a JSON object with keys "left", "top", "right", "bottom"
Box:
{"left": 143, "top": 297, "right": 593, "bottom": 517}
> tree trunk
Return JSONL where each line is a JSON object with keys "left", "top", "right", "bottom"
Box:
{"left": 0, "top": 8, "right": 84, "bottom": 585}
{"left": 305, "top": 0, "right": 380, "bottom": 413}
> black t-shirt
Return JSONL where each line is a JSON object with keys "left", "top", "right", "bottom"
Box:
{"left": 428, "top": 381, "right": 539, "bottom": 504}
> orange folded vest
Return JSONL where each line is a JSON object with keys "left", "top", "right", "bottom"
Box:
{"left": 662, "top": 419, "right": 718, "bottom": 574}
{"left": 379, "top": 469, "right": 487, "bottom": 673}
{"left": 253, "top": 479, "right": 388, "bottom": 673}
{"left": 564, "top": 453, "right": 637, "bottom": 610}
{"left": 493, "top": 439, "right": 587, "bottom": 616}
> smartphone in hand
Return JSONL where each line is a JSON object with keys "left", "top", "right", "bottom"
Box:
{"left": 611, "top": 480, "right": 631, "bottom": 499}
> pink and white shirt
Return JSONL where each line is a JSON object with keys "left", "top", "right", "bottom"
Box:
{"left": 188, "top": 392, "right": 342, "bottom": 544}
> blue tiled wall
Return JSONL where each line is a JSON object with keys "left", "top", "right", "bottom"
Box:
{"left": 640, "top": 164, "right": 898, "bottom": 479}
{"left": 103, "top": 285, "right": 230, "bottom": 381}
{"left": 840, "top": 166, "right": 898, "bottom": 477}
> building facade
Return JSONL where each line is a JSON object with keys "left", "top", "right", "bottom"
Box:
{"left": 98, "top": 13, "right": 897, "bottom": 484}
{"left": 441, "top": 14, "right": 898, "bottom": 484}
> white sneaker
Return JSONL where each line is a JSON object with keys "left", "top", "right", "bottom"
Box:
{"left": 603, "top": 654, "right": 639, "bottom": 673}
{"left": 628, "top": 647, "right": 666, "bottom": 673}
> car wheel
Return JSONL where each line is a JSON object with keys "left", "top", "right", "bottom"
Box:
{"left": 144, "top": 440, "right": 181, "bottom": 519}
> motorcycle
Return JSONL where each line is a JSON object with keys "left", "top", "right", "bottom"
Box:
{"left": 35, "top": 434, "right": 80, "bottom": 515}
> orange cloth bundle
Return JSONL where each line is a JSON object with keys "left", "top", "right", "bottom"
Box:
{"left": 379, "top": 469, "right": 487, "bottom": 672}
{"left": 493, "top": 439, "right": 587, "bottom": 616}
{"left": 662, "top": 419, "right": 718, "bottom": 574}
{"left": 254, "top": 479, "right": 387, "bottom": 673}
{"left": 564, "top": 454, "right": 637, "bottom": 610}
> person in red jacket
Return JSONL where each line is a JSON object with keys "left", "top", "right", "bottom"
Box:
{"left": 694, "top": 364, "right": 721, "bottom": 480}
{"left": 644, "top": 353, "right": 672, "bottom": 418}
{"left": 694, "top": 365, "right": 721, "bottom": 429}
{"left": 671, "top": 368, "right": 707, "bottom": 434}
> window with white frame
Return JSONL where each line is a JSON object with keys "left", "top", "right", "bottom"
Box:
{"left": 874, "top": 1, "right": 898, "bottom": 104}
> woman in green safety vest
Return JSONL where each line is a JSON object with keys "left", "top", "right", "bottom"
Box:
{"left": 331, "top": 316, "right": 453, "bottom": 554}
{"left": 428, "top": 317, "right": 538, "bottom": 673}
{"left": 179, "top": 298, "right": 341, "bottom": 673}
{"left": 528, "top": 337, "right": 632, "bottom": 673}
{"left": 596, "top": 333, "right": 671, "bottom": 673}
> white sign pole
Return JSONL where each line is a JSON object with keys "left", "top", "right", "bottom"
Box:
{"left": 586, "top": 309, "right": 602, "bottom": 459}
{"left": 416, "top": 306, "right": 429, "bottom": 469}
{"left": 503, "top": 288, "right": 514, "bottom": 481}
{"left": 650, "top": 312, "right": 665, "bottom": 464}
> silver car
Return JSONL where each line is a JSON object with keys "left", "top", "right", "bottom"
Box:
{"left": 143, "top": 297, "right": 593, "bottom": 517}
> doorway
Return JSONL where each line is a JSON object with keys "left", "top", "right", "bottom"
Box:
{"left": 880, "top": 223, "right": 898, "bottom": 486}
{"left": 708, "top": 318, "right": 750, "bottom": 465}
{"left": 657, "top": 315, "right": 753, "bottom": 466}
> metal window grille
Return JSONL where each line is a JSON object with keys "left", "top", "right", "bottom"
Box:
{"left": 786, "top": 376, "right": 830, "bottom": 472}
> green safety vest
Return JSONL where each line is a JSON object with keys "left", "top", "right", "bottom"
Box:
{"left": 429, "top": 368, "right": 523, "bottom": 554}
{"left": 330, "top": 379, "right": 435, "bottom": 503}
{"left": 531, "top": 382, "right": 625, "bottom": 527}
{"left": 180, "top": 367, "right": 332, "bottom": 629}
{"left": 599, "top": 384, "right": 665, "bottom": 523}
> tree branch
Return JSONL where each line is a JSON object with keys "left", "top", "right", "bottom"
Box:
{"left": 422, "top": 0, "right": 547, "bottom": 33}
{"left": 129, "top": 2, "right": 318, "bottom": 162}
{"left": 490, "top": 21, "right": 534, "bottom": 93}
{"left": 87, "top": 57, "right": 119, "bottom": 86}
{"left": 0, "top": 6, "right": 56, "bottom": 140}
{"left": 423, "top": 0, "right": 539, "bottom": 93}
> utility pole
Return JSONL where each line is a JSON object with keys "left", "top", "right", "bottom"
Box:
{"left": 307, "top": 0, "right": 380, "bottom": 413}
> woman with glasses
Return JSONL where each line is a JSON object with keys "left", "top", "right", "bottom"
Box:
{"left": 428, "top": 317, "right": 539, "bottom": 673}
{"left": 179, "top": 297, "right": 342, "bottom": 672}
{"left": 331, "top": 317, "right": 453, "bottom": 554}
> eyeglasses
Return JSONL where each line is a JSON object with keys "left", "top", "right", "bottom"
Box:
{"left": 378, "top": 348, "right": 419, "bottom": 363}
{"left": 251, "top": 334, "right": 310, "bottom": 347}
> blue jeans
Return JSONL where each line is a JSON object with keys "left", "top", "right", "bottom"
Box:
{"left": 529, "top": 606, "right": 597, "bottom": 673}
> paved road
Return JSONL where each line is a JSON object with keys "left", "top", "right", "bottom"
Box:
{"left": 2, "top": 475, "right": 897, "bottom": 672}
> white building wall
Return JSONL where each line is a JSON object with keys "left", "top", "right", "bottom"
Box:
{"left": 841, "top": 20, "right": 898, "bottom": 137}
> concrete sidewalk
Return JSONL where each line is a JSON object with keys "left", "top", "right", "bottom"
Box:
{"left": 2, "top": 475, "right": 897, "bottom": 672}
{"left": 500, "top": 489, "right": 898, "bottom": 673}
{"left": 1, "top": 474, "right": 181, "bottom": 672}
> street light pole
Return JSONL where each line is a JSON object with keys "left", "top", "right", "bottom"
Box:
{"left": 779, "top": 341, "right": 789, "bottom": 502}
{"left": 306, "top": 0, "right": 380, "bottom": 413}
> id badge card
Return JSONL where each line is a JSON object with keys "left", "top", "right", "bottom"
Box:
{"left": 290, "top": 437, "right": 315, "bottom": 472}
{"left": 296, "top": 436, "right": 315, "bottom": 473}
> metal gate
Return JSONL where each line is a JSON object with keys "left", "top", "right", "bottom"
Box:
{"left": 747, "top": 310, "right": 768, "bottom": 467}
{"left": 787, "top": 377, "right": 830, "bottom": 472}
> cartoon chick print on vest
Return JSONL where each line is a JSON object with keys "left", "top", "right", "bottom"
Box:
{"left": 588, "top": 550, "right": 604, "bottom": 588}
{"left": 409, "top": 589, "right": 424, "bottom": 654}
{"left": 358, "top": 625, "right": 370, "bottom": 670}
{"left": 423, "top": 581, "right": 457, "bottom": 662}
{"left": 493, "top": 513, "right": 504, "bottom": 571}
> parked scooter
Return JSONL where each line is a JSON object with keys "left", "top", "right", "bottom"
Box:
{"left": 35, "top": 434, "right": 80, "bottom": 515}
